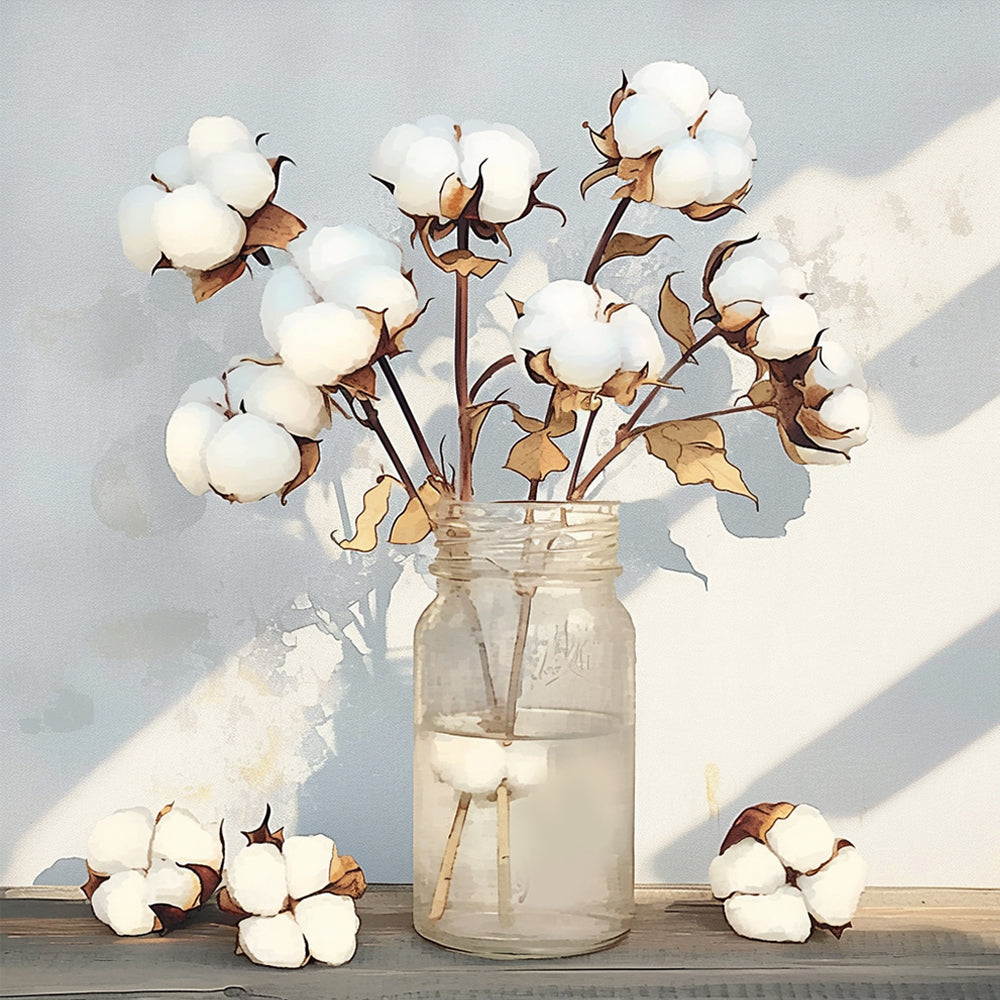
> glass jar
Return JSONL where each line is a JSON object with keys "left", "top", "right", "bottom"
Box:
{"left": 412, "top": 500, "right": 635, "bottom": 958}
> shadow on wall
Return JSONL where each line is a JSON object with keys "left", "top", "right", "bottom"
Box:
{"left": 650, "top": 611, "right": 1000, "bottom": 881}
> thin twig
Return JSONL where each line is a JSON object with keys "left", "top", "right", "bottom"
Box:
{"left": 584, "top": 197, "right": 631, "bottom": 284}
{"left": 428, "top": 791, "right": 472, "bottom": 922}
{"left": 496, "top": 780, "right": 512, "bottom": 927}
{"left": 470, "top": 354, "right": 516, "bottom": 402}
{"left": 377, "top": 357, "right": 445, "bottom": 482}
{"left": 455, "top": 220, "right": 473, "bottom": 500}
{"left": 355, "top": 395, "right": 418, "bottom": 498}
{"left": 566, "top": 407, "right": 597, "bottom": 500}
{"left": 503, "top": 588, "right": 535, "bottom": 742}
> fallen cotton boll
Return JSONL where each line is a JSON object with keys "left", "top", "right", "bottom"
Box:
{"left": 724, "top": 885, "right": 813, "bottom": 943}
{"left": 260, "top": 265, "right": 320, "bottom": 351}
{"left": 237, "top": 912, "right": 308, "bottom": 968}
{"left": 797, "top": 844, "right": 868, "bottom": 930}
{"left": 276, "top": 302, "right": 381, "bottom": 386}
{"left": 431, "top": 734, "right": 506, "bottom": 795}
{"left": 709, "top": 837, "right": 788, "bottom": 900}
{"left": 151, "top": 183, "right": 247, "bottom": 272}
{"left": 240, "top": 367, "right": 328, "bottom": 440}
{"left": 118, "top": 186, "right": 167, "bottom": 271}
{"left": 91, "top": 870, "right": 157, "bottom": 937}
{"left": 225, "top": 842, "right": 290, "bottom": 917}
{"left": 150, "top": 805, "right": 225, "bottom": 869}
{"left": 764, "top": 804, "right": 836, "bottom": 874}
{"left": 282, "top": 834, "right": 338, "bottom": 900}
{"left": 198, "top": 149, "right": 276, "bottom": 216}
{"left": 87, "top": 807, "right": 155, "bottom": 876}
{"left": 293, "top": 893, "right": 360, "bottom": 966}
{"left": 203, "top": 414, "right": 302, "bottom": 503}
{"left": 144, "top": 858, "right": 201, "bottom": 911}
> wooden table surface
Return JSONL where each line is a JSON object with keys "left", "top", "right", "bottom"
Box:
{"left": 2, "top": 885, "right": 998, "bottom": 999}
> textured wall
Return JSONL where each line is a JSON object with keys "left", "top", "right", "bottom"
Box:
{"left": 3, "top": 0, "right": 999, "bottom": 888}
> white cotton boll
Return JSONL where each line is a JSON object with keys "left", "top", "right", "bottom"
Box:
{"left": 414, "top": 114, "right": 458, "bottom": 140}
{"left": 370, "top": 122, "right": 426, "bottom": 186}
{"left": 698, "top": 91, "right": 752, "bottom": 142}
{"left": 817, "top": 386, "right": 872, "bottom": 437}
{"left": 489, "top": 122, "right": 541, "bottom": 177}
{"left": 301, "top": 225, "right": 402, "bottom": 289}
{"left": 282, "top": 835, "right": 338, "bottom": 900}
{"left": 754, "top": 296, "right": 821, "bottom": 361}
{"left": 153, "top": 145, "right": 195, "bottom": 191}
{"left": 238, "top": 912, "right": 308, "bottom": 968}
{"left": 204, "top": 414, "right": 301, "bottom": 504}
{"left": 629, "top": 61, "right": 710, "bottom": 124}
{"left": 609, "top": 303, "right": 664, "bottom": 374}
{"left": 294, "top": 894, "right": 360, "bottom": 966}
{"left": 118, "top": 186, "right": 166, "bottom": 271}
{"left": 87, "top": 807, "right": 155, "bottom": 876}
{"left": 152, "top": 183, "right": 246, "bottom": 271}
{"left": 178, "top": 376, "right": 227, "bottom": 411}
{"left": 92, "top": 870, "right": 155, "bottom": 936}
{"left": 222, "top": 363, "right": 268, "bottom": 412}
{"left": 698, "top": 133, "right": 753, "bottom": 204}
{"left": 151, "top": 807, "right": 223, "bottom": 869}
{"left": 524, "top": 279, "right": 600, "bottom": 324}
{"left": 321, "top": 262, "right": 418, "bottom": 332}
{"left": 709, "top": 838, "right": 788, "bottom": 899}
{"left": 187, "top": 115, "right": 254, "bottom": 170}
{"left": 144, "top": 859, "right": 201, "bottom": 910}
{"left": 807, "top": 341, "right": 867, "bottom": 392}
{"left": 512, "top": 314, "right": 563, "bottom": 356}
{"left": 612, "top": 93, "right": 688, "bottom": 158}
{"left": 778, "top": 265, "right": 808, "bottom": 297}
{"left": 596, "top": 285, "right": 625, "bottom": 312}
{"left": 276, "top": 303, "right": 380, "bottom": 386}
{"left": 241, "top": 367, "right": 327, "bottom": 439}
{"left": 226, "top": 843, "right": 290, "bottom": 917}
{"left": 549, "top": 320, "right": 623, "bottom": 390}
{"left": 798, "top": 846, "right": 868, "bottom": 927}
{"left": 765, "top": 804, "right": 836, "bottom": 873}
{"left": 395, "top": 136, "right": 460, "bottom": 217}
{"left": 478, "top": 162, "right": 532, "bottom": 223}
{"left": 503, "top": 742, "right": 549, "bottom": 792}
{"left": 199, "top": 149, "right": 275, "bottom": 216}
{"left": 165, "top": 403, "right": 228, "bottom": 497}
{"left": 651, "top": 137, "right": 714, "bottom": 208}
{"left": 724, "top": 885, "right": 812, "bottom": 943}
{"left": 744, "top": 135, "right": 757, "bottom": 159}
{"left": 431, "top": 734, "right": 506, "bottom": 795}
{"left": 749, "top": 239, "right": 791, "bottom": 268}
{"left": 260, "top": 266, "right": 319, "bottom": 351}
{"left": 709, "top": 256, "right": 781, "bottom": 310}
{"left": 719, "top": 301, "right": 763, "bottom": 331}
{"left": 458, "top": 128, "right": 532, "bottom": 185}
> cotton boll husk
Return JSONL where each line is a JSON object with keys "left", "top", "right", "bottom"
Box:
{"left": 226, "top": 843, "right": 289, "bottom": 917}
{"left": 321, "top": 262, "right": 418, "bottom": 332}
{"left": 204, "top": 414, "right": 301, "bottom": 504}
{"left": 612, "top": 93, "right": 688, "bottom": 158}
{"left": 709, "top": 838, "right": 788, "bottom": 899}
{"left": 199, "top": 150, "right": 275, "bottom": 216}
{"left": 503, "top": 742, "right": 549, "bottom": 792}
{"left": 609, "top": 303, "right": 664, "bottom": 374}
{"left": 144, "top": 859, "right": 201, "bottom": 910}
{"left": 178, "top": 376, "right": 227, "bottom": 411}
{"left": 153, "top": 145, "right": 195, "bottom": 191}
{"left": 238, "top": 912, "right": 308, "bottom": 968}
{"left": 709, "top": 256, "right": 781, "bottom": 310}
{"left": 187, "top": 115, "right": 254, "bottom": 170}
{"left": 698, "top": 91, "right": 752, "bottom": 142}
{"left": 719, "top": 300, "right": 764, "bottom": 332}
{"left": 294, "top": 894, "right": 359, "bottom": 966}
{"left": 165, "top": 403, "right": 228, "bottom": 496}
{"left": 152, "top": 183, "right": 246, "bottom": 272}
{"left": 807, "top": 341, "right": 867, "bottom": 392}
{"left": 629, "top": 61, "right": 710, "bottom": 124}
{"left": 512, "top": 314, "right": 564, "bottom": 356}
{"left": 118, "top": 186, "right": 166, "bottom": 271}
{"left": 299, "top": 225, "right": 402, "bottom": 290}
{"left": 651, "top": 138, "right": 714, "bottom": 208}
{"left": 92, "top": 870, "right": 155, "bottom": 936}
{"left": 87, "top": 807, "right": 155, "bottom": 876}
{"left": 430, "top": 734, "right": 506, "bottom": 795}
{"left": 524, "top": 279, "right": 600, "bottom": 324}
{"left": 276, "top": 302, "right": 381, "bottom": 386}
{"left": 548, "top": 320, "right": 623, "bottom": 390}
{"left": 753, "top": 296, "right": 821, "bottom": 361}
{"left": 150, "top": 806, "right": 223, "bottom": 869}
{"left": 282, "top": 834, "right": 338, "bottom": 901}
{"left": 797, "top": 846, "right": 868, "bottom": 927}
{"left": 394, "top": 136, "right": 460, "bottom": 218}
{"left": 724, "top": 885, "right": 812, "bottom": 943}
{"left": 240, "top": 367, "right": 327, "bottom": 439}
{"left": 698, "top": 133, "right": 753, "bottom": 204}
{"left": 260, "top": 266, "right": 319, "bottom": 351}
{"left": 370, "top": 122, "right": 426, "bottom": 186}
{"left": 764, "top": 804, "right": 836, "bottom": 873}
{"left": 817, "top": 386, "right": 872, "bottom": 437}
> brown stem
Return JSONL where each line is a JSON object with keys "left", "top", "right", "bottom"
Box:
{"left": 470, "top": 354, "right": 516, "bottom": 402}
{"left": 428, "top": 791, "right": 472, "bottom": 922}
{"left": 455, "top": 220, "right": 473, "bottom": 500}
{"left": 496, "top": 780, "right": 512, "bottom": 926}
{"left": 584, "top": 197, "right": 631, "bottom": 284}
{"left": 377, "top": 356, "right": 444, "bottom": 482}
{"left": 503, "top": 588, "right": 535, "bottom": 742}
{"left": 356, "top": 395, "right": 418, "bottom": 498}
{"left": 565, "top": 407, "right": 597, "bottom": 500}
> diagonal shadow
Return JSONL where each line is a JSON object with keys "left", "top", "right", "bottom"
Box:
{"left": 651, "top": 610, "right": 1000, "bottom": 881}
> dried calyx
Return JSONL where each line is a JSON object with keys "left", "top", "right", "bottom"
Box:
{"left": 82, "top": 804, "right": 224, "bottom": 936}
{"left": 219, "top": 806, "right": 366, "bottom": 968}
{"left": 709, "top": 801, "right": 868, "bottom": 942}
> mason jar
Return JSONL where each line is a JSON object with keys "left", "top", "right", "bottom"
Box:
{"left": 412, "top": 500, "right": 635, "bottom": 958}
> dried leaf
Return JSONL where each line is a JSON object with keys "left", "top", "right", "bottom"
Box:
{"left": 217, "top": 886, "right": 251, "bottom": 919}
{"left": 643, "top": 418, "right": 758, "bottom": 505}
{"left": 338, "top": 366, "right": 377, "bottom": 399}
{"left": 244, "top": 201, "right": 306, "bottom": 252}
{"left": 504, "top": 430, "right": 570, "bottom": 482}
{"left": 81, "top": 864, "right": 109, "bottom": 901}
{"left": 192, "top": 257, "right": 246, "bottom": 303}
{"left": 719, "top": 802, "right": 796, "bottom": 854}
{"left": 150, "top": 903, "right": 189, "bottom": 935}
{"left": 598, "top": 232, "right": 672, "bottom": 271}
{"left": 241, "top": 805, "right": 284, "bottom": 847}
{"left": 280, "top": 438, "right": 321, "bottom": 505}
{"left": 389, "top": 479, "right": 442, "bottom": 545}
{"left": 616, "top": 154, "right": 658, "bottom": 204}
{"left": 339, "top": 475, "right": 398, "bottom": 552}
{"left": 436, "top": 249, "right": 502, "bottom": 278}
{"left": 580, "top": 163, "right": 619, "bottom": 200}
{"left": 658, "top": 272, "right": 696, "bottom": 352}
{"left": 510, "top": 407, "right": 545, "bottom": 434}
{"left": 467, "top": 399, "right": 505, "bottom": 456}
{"left": 548, "top": 389, "right": 583, "bottom": 432}
{"left": 325, "top": 855, "right": 367, "bottom": 899}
